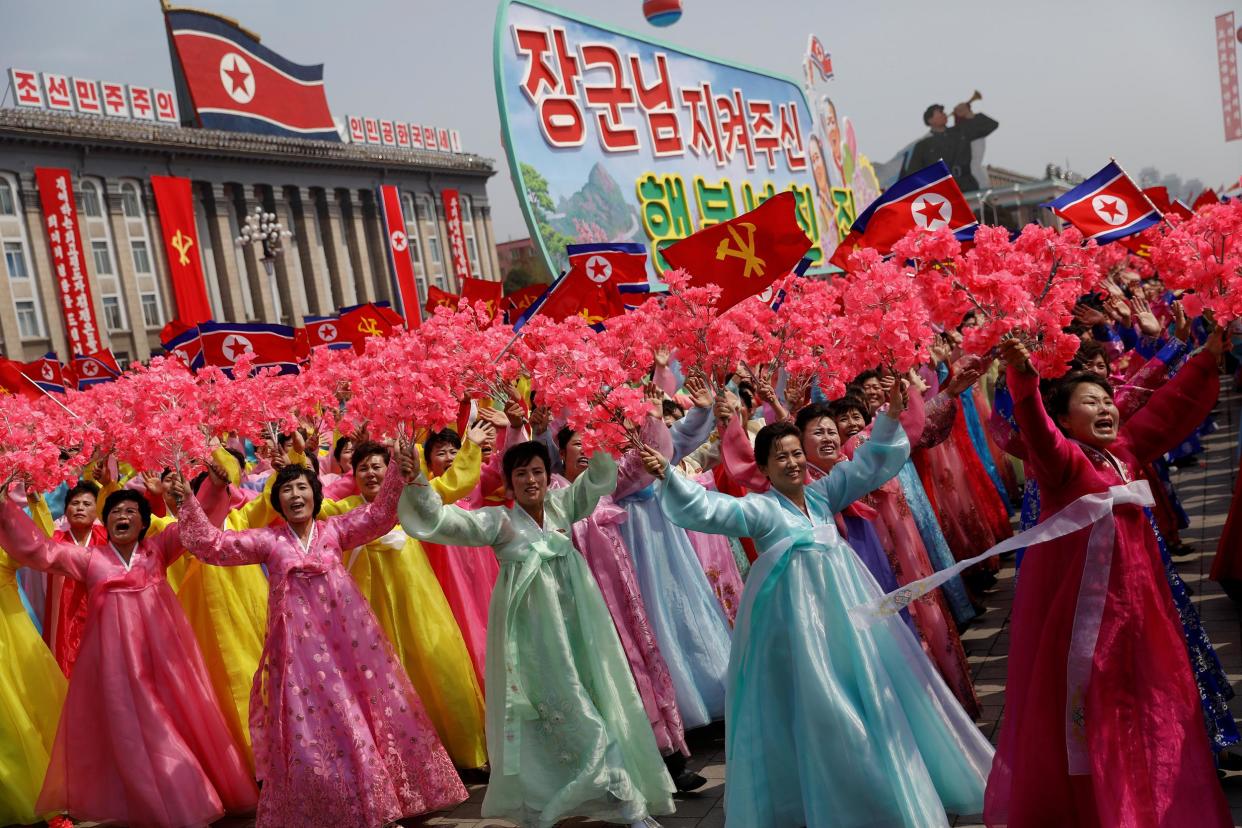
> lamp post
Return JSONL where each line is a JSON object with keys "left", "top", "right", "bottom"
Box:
{"left": 235, "top": 204, "right": 292, "bottom": 321}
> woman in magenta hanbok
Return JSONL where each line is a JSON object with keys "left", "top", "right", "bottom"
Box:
{"left": 0, "top": 488, "right": 258, "bottom": 828}
{"left": 985, "top": 336, "right": 1231, "bottom": 827}
{"left": 175, "top": 454, "right": 467, "bottom": 828}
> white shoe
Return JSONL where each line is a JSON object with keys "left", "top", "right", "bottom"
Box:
{"left": 629, "top": 819, "right": 663, "bottom": 828}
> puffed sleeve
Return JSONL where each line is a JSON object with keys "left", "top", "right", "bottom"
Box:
{"left": 809, "top": 413, "right": 909, "bottom": 513}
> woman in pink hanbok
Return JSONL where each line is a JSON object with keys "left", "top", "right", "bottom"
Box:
{"left": 0, "top": 487, "right": 258, "bottom": 828}
{"left": 175, "top": 452, "right": 467, "bottom": 828}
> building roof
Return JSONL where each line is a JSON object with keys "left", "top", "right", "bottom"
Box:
{"left": 0, "top": 108, "right": 495, "bottom": 177}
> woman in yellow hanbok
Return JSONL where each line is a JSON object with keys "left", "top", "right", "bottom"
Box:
{"left": 0, "top": 532, "right": 68, "bottom": 825}
{"left": 240, "top": 436, "right": 488, "bottom": 770}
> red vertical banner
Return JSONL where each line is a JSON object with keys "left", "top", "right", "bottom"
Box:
{"left": 34, "top": 167, "right": 102, "bottom": 354}
{"left": 377, "top": 185, "right": 422, "bottom": 328}
{"left": 1218, "top": 12, "right": 1242, "bottom": 142}
{"left": 149, "top": 175, "right": 213, "bottom": 325}
{"left": 441, "top": 188, "right": 474, "bottom": 280}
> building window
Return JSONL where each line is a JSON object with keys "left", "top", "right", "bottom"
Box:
{"left": 120, "top": 183, "right": 142, "bottom": 218}
{"left": 418, "top": 196, "right": 442, "bottom": 265}
{"left": 131, "top": 239, "right": 152, "bottom": 274}
{"left": 80, "top": 181, "right": 103, "bottom": 218}
{"left": 4, "top": 241, "right": 29, "bottom": 279}
{"left": 113, "top": 351, "right": 130, "bottom": 370}
{"left": 140, "top": 292, "right": 162, "bottom": 328}
{"left": 460, "top": 195, "right": 483, "bottom": 276}
{"left": 0, "top": 179, "right": 14, "bottom": 216}
{"left": 102, "top": 295, "right": 124, "bottom": 331}
{"left": 91, "top": 240, "right": 113, "bottom": 275}
{"left": 14, "top": 300, "right": 42, "bottom": 338}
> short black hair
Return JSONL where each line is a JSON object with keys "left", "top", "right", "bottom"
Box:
{"left": 100, "top": 490, "right": 152, "bottom": 537}
{"left": 191, "top": 470, "right": 209, "bottom": 495}
{"left": 332, "top": 436, "right": 354, "bottom": 463}
{"left": 736, "top": 381, "right": 755, "bottom": 411}
{"left": 661, "top": 399, "right": 684, "bottom": 420}
{"left": 829, "top": 395, "right": 872, "bottom": 425}
{"left": 350, "top": 441, "right": 390, "bottom": 473}
{"left": 556, "top": 425, "right": 575, "bottom": 455}
{"left": 923, "top": 103, "right": 944, "bottom": 125}
{"left": 795, "top": 402, "right": 836, "bottom": 434}
{"left": 65, "top": 479, "right": 100, "bottom": 505}
{"left": 1072, "top": 339, "right": 1111, "bottom": 373}
{"left": 1047, "top": 372, "right": 1114, "bottom": 431}
{"left": 502, "top": 441, "right": 550, "bottom": 487}
{"left": 269, "top": 465, "right": 324, "bottom": 519}
{"left": 853, "top": 369, "right": 882, "bottom": 387}
{"left": 423, "top": 429, "right": 461, "bottom": 460}
{"left": 755, "top": 421, "right": 802, "bottom": 467}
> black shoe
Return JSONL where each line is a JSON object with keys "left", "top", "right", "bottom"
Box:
{"left": 673, "top": 770, "right": 708, "bottom": 792}
{"left": 458, "top": 765, "right": 490, "bottom": 784}
{"left": 1218, "top": 752, "right": 1242, "bottom": 771}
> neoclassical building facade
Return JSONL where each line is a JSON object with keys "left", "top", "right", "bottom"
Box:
{"left": 0, "top": 108, "right": 499, "bottom": 364}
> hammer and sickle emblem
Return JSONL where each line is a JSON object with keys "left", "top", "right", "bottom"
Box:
{"left": 356, "top": 317, "right": 382, "bottom": 337}
{"left": 171, "top": 230, "right": 195, "bottom": 267}
{"left": 714, "top": 222, "right": 766, "bottom": 278}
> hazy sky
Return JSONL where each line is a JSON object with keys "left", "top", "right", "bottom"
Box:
{"left": 2, "top": 0, "right": 1238, "bottom": 241}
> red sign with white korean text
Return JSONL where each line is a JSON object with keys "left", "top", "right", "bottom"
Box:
{"left": 377, "top": 185, "right": 422, "bottom": 328}
{"left": 496, "top": 0, "right": 826, "bottom": 280}
{"left": 34, "top": 167, "right": 102, "bottom": 354}
{"left": 1217, "top": 12, "right": 1241, "bottom": 142}
{"left": 441, "top": 188, "right": 474, "bottom": 280}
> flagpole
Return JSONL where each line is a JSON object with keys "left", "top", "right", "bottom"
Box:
{"left": 491, "top": 271, "right": 569, "bottom": 364}
{"left": 19, "top": 373, "right": 80, "bottom": 419}
{"left": 1111, "top": 156, "right": 1174, "bottom": 230}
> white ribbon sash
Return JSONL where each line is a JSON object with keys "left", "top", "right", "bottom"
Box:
{"left": 849, "top": 479, "right": 1154, "bottom": 775}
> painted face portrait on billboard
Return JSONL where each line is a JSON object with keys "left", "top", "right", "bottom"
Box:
{"left": 819, "top": 95, "right": 844, "bottom": 185}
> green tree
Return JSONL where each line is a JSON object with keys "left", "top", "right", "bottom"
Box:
{"left": 520, "top": 162, "right": 573, "bottom": 272}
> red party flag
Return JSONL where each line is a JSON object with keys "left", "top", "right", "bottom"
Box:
{"left": 425, "top": 285, "right": 460, "bottom": 316}
{"left": 460, "top": 276, "right": 504, "bottom": 319}
{"left": 663, "top": 192, "right": 811, "bottom": 310}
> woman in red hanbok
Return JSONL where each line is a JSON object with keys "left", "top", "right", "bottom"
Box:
{"left": 0, "top": 487, "right": 258, "bottom": 828}
{"left": 985, "top": 336, "right": 1231, "bottom": 828}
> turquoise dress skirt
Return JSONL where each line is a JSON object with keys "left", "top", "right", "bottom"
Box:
{"left": 660, "top": 414, "right": 993, "bottom": 827}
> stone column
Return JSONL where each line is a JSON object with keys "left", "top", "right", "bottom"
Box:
{"left": 104, "top": 182, "right": 151, "bottom": 359}
{"left": 339, "top": 189, "right": 374, "bottom": 304}
{"left": 479, "top": 202, "right": 501, "bottom": 282}
{"left": 360, "top": 189, "right": 392, "bottom": 305}
{"left": 202, "top": 183, "right": 250, "bottom": 321}
{"left": 314, "top": 188, "right": 353, "bottom": 308}
{"left": 288, "top": 186, "right": 330, "bottom": 316}
{"left": 237, "top": 185, "right": 279, "bottom": 322}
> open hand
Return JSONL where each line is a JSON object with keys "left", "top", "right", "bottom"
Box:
{"left": 684, "top": 373, "right": 713, "bottom": 409}
{"left": 466, "top": 419, "right": 496, "bottom": 447}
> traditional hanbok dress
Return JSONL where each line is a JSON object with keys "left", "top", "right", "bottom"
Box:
{"left": 659, "top": 413, "right": 993, "bottom": 827}
{"left": 40, "top": 522, "right": 107, "bottom": 676}
{"left": 0, "top": 545, "right": 67, "bottom": 827}
{"left": 552, "top": 464, "right": 689, "bottom": 759}
{"left": 0, "top": 500, "right": 258, "bottom": 828}
{"left": 616, "top": 406, "right": 732, "bottom": 728}
{"left": 179, "top": 465, "right": 467, "bottom": 828}
{"left": 399, "top": 453, "right": 676, "bottom": 828}
{"left": 984, "top": 353, "right": 1231, "bottom": 828}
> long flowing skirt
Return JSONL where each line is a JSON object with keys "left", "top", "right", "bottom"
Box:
{"left": 38, "top": 584, "right": 258, "bottom": 828}
{"left": 252, "top": 570, "right": 466, "bottom": 827}
{"left": 725, "top": 534, "right": 993, "bottom": 827}
{"left": 0, "top": 565, "right": 67, "bottom": 827}
{"left": 422, "top": 540, "right": 497, "bottom": 687}
{"left": 349, "top": 540, "right": 488, "bottom": 769}
{"left": 617, "top": 489, "right": 731, "bottom": 729}
{"left": 481, "top": 552, "right": 676, "bottom": 827}
{"left": 897, "top": 461, "right": 977, "bottom": 626}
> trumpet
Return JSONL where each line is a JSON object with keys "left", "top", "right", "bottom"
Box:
{"left": 967, "top": 90, "right": 982, "bottom": 105}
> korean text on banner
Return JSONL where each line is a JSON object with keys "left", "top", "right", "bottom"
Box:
{"left": 495, "top": 0, "right": 827, "bottom": 283}
{"left": 441, "top": 188, "right": 474, "bottom": 280}
{"left": 33, "top": 167, "right": 102, "bottom": 354}
{"left": 150, "top": 175, "right": 213, "bottom": 325}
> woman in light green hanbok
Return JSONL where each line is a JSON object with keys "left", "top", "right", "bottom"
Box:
{"left": 398, "top": 440, "right": 674, "bottom": 828}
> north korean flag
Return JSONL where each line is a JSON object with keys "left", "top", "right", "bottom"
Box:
{"left": 71, "top": 349, "right": 122, "bottom": 390}
{"left": 303, "top": 314, "right": 351, "bottom": 351}
{"left": 199, "top": 321, "right": 298, "bottom": 375}
{"left": 830, "top": 161, "right": 977, "bottom": 270}
{"left": 533, "top": 242, "right": 650, "bottom": 327}
{"left": 162, "top": 324, "right": 205, "bottom": 370}
{"left": 166, "top": 9, "right": 340, "bottom": 141}
{"left": 22, "top": 353, "right": 66, "bottom": 394}
{"left": 1042, "top": 161, "right": 1163, "bottom": 243}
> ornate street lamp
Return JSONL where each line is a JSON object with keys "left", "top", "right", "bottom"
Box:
{"left": 235, "top": 204, "right": 292, "bottom": 319}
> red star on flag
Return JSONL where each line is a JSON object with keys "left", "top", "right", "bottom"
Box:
{"left": 1096, "top": 198, "right": 1122, "bottom": 221}
{"left": 915, "top": 198, "right": 946, "bottom": 224}
{"left": 223, "top": 57, "right": 250, "bottom": 95}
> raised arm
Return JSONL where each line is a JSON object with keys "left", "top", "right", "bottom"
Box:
{"left": 330, "top": 459, "right": 405, "bottom": 551}
{"left": 556, "top": 451, "right": 618, "bottom": 524}
{"left": 671, "top": 404, "right": 713, "bottom": 463}
{"left": 176, "top": 483, "right": 270, "bottom": 567}
{"left": 809, "top": 413, "right": 910, "bottom": 513}
{"left": 1122, "top": 347, "right": 1221, "bottom": 465}
{"left": 0, "top": 496, "right": 89, "bottom": 580}
{"left": 399, "top": 476, "right": 505, "bottom": 548}
{"left": 430, "top": 438, "right": 483, "bottom": 505}
{"left": 658, "top": 464, "right": 752, "bottom": 538}
{"left": 1113, "top": 336, "right": 1187, "bottom": 421}
{"left": 1005, "top": 351, "right": 1082, "bottom": 492}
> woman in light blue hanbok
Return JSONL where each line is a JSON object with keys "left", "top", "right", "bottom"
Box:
{"left": 645, "top": 390, "right": 992, "bottom": 828}
{"left": 616, "top": 381, "right": 732, "bottom": 729}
